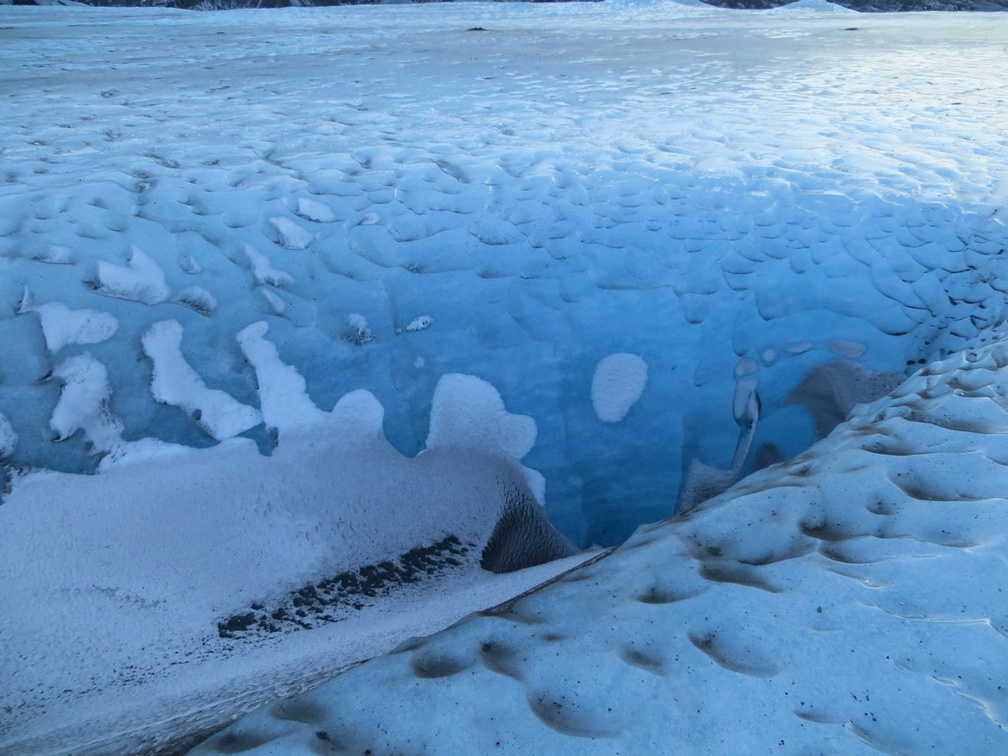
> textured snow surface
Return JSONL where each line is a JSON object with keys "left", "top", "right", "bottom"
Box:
{"left": 1, "top": 4, "right": 1006, "bottom": 546}
{"left": 192, "top": 324, "right": 1008, "bottom": 755}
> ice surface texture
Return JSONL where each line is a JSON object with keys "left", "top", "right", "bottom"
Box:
{"left": 1, "top": 5, "right": 1007, "bottom": 546}
{"left": 192, "top": 312, "right": 1008, "bottom": 755}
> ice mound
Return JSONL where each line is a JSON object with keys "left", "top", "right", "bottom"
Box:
{"left": 191, "top": 327, "right": 1008, "bottom": 755}
{"left": 767, "top": 0, "right": 857, "bottom": 13}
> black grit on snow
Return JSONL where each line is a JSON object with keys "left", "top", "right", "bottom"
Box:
{"left": 217, "top": 535, "right": 473, "bottom": 639}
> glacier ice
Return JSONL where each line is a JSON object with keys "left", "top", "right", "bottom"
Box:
{"left": 2, "top": 0, "right": 1005, "bottom": 544}
{"left": 192, "top": 310, "right": 1008, "bottom": 755}
{"left": 0, "top": 3, "right": 1007, "bottom": 753}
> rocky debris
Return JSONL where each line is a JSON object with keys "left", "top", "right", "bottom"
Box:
{"left": 217, "top": 535, "right": 473, "bottom": 639}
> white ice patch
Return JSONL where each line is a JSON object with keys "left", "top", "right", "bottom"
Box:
{"left": 829, "top": 338, "right": 868, "bottom": 359}
{"left": 404, "top": 315, "right": 433, "bottom": 333}
{"left": 49, "top": 353, "right": 123, "bottom": 453}
{"left": 0, "top": 411, "right": 17, "bottom": 458}
{"left": 329, "top": 389, "right": 386, "bottom": 439}
{"left": 142, "top": 320, "right": 261, "bottom": 441}
{"left": 92, "top": 247, "right": 170, "bottom": 305}
{"left": 733, "top": 357, "right": 759, "bottom": 378}
{"left": 591, "top": 353, "right": 648, "bottom": 423}
{"left": 296, "top": 197, "right": 336, "bottom": 223}
{"left": 786, "top": 341, "right": 813, "bottom": 355}
{"left": 426, "top": 374, "right": 536, "bottom": 462}
{"left": 270, "top": 216, "right": 315, "bottom": 250}
{"left": 20, "top": 298, "right": 118, "bottom": 354}
{"left": 175, "top": 287, "right": 217, "bottom": 317}
{"left": 732, "top": 377, "right": 760, "bottom": 428}
{"left": 32, "top": 245, "right": 74, "bottom": 265}
{"left": 426, "top": 373, "right": 544, "bottom": 502}
{"left": 237, "top": 321, "right": 327, "bottom": 433}
{"left": 258, "top": 287, "right": 287, "bottom": 314}
{"left": 342, "top": 313, "right": 373, "bottom": 345}
{"left": 243, "top": 243, "right": 294, "bottom": 288}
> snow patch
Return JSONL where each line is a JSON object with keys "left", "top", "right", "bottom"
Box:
{"left": 49, "top": 353, "right": 123, "bottom": 452}
{"left": 342, "top": 313, "right": 373, "bottom": 345}
{"left": 32, "top": 245, "right": 74, "bottom": 265}
{"left": 404, "top": 315, "right": 433, "bottom": 333}
{"left": 142, "top": 320, "right": 262, "bottom": 441}
{"left": 237, "top": 321, "right": 327, "bottom": 433}
{"left": 426, "top": 373, "right": 536, "bottom": 463}
{"left": 0, "top": 411, "right": 17, "bottom": 458}
{"left": 270, "top": 216, "right": 315, "bottom": 250}
{"left": 91, "top": 247, "right": 170, "bottom": 305}
{"left": 242, "top": 243, "right": 293, "bottom": 287}
{"left": 175, "top": 287, "right": 217, "bottom": 317}
{"left": 21, "top": 297, "right": 119, "bottom": 353}
{"left": 426, "top": 373, "right": 544, "bottom": 502}
{"left": 296, "top": 197, "right": 336, "bottom": 223}
{"left": 591, "top": 353, "right": 648, "bottom": 423}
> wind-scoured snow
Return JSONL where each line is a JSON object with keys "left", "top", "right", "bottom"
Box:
{"left": 0, "top": 2, "right": 1007, "bottom": 754}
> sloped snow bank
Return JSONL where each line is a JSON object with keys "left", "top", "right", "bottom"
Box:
{"left": 0, "top": 365, "right": 581, "bottom": 756}
{"left": 192, "top": 327, "right": 1008, "bottom": 754}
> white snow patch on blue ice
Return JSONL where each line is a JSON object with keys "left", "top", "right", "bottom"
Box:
{"left": 236, "top": 321, "right": 327, "bottom": 432}
{"left": 591, "top": 353, "right": 649, "bottom": 423}
{"left": 142, "top": 320, "right": 262, "bottom": 441}
{"left": 20, "top": 297, "right": 119, "bottom": 354}
{"left": 0, "top": 411, "right": 16, "bottom": 458}
{"left": 92, "top": 247, "right": 170, "bottom": 305}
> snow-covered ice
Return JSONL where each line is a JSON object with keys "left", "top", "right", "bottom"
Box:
{"left": 0, "top": 1, "right": 1006, "bottom": 754}
{"left": 1, "top": 365, "right": 594, "bottom": 755}
{"left": 193, "top": 319, "right": 1008, "bottom": 755}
